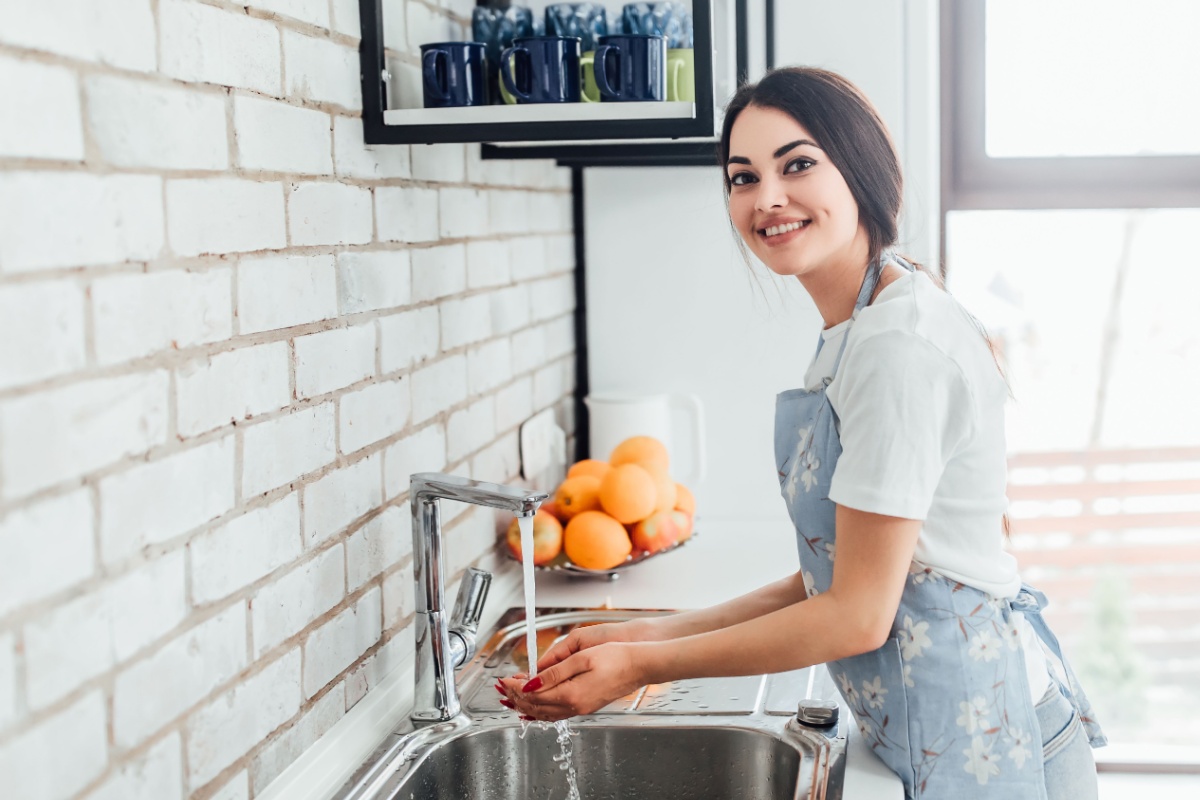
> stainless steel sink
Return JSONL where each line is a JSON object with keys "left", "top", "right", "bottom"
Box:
{"left": 335, "top": 608, "right": 848, "bottom": 800}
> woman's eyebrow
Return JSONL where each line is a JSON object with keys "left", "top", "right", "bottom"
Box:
{"left": 773, "top": 139, "right": 819, "bottom": 158}
{"left": 726, "top": 155, "right": 751, "bottom": 166}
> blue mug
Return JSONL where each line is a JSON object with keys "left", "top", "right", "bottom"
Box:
{"left": 544, "top": 3, "right": 609, "bottom": 52}
{"left": 421, "top": 42, "right": 489, "bottom": 108}
{"left": 593, "top": 34, "right": 666, "bottom": 102}
{"left": 500, "top": 36, "right": 582, "bottom": 104}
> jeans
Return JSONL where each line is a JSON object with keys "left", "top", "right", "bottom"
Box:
{"left": 1037, "top": 681, "right": 1099, "bottom": 799}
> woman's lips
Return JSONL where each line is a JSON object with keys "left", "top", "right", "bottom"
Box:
{"left": 758, "top": 220, "right": 810, "bottom": 246}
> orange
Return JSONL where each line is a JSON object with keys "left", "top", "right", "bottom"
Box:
{"left": 674, "top": 483, "right": 695, "bottom": 515}
{"left": 609, "top": 436, "right": 669, "bottom": 477}
{"left": 567, "top": 459, "right": 611, "bottom": 482}
{"left": 564, "top": 511, "right": 633, "bottom": 570}
{"left": 598, "top": 463, "right": 658, "bottom": 524}
{"left": 652, "top": 471, "right": 677, "bottom": 514}
{"left": 671, "top": 510, "right": 694, "bottom": 542}
{"left": 555, "top": 475, "right": 602, "bottom": 520}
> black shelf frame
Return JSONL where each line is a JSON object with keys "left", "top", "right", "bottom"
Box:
{"left": 358, "top": 0, "right": 717, "bottom": 145}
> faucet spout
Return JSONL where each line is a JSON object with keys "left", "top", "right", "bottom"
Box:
{"left": 409, "top": 473, "right": 548, "bottom": 724}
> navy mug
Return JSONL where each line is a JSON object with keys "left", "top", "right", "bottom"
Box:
{"left": 421, "top": 42, "right": 489, "bottom": 108}
{"left": 593, "top": 34, "right": 667, "bottom": 102}
{"left": 500, "top": 36, "right": 582, "bottom": 104}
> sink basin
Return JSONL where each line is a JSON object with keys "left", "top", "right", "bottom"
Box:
{"left": 334, "top": 609, "right": 847, "bottom": 800}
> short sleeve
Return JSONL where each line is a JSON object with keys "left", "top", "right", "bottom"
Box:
{"left": 826, "top": 331, "right": 976, "bottom": 520}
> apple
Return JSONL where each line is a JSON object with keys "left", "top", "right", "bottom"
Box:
{"left": 506, "top": 509, "right": 564, "bottom": 565}
{"left": 671, "top": 510, "right": 694, "bottom": 542}
{"left": 631, "top": 510, "right": 681, "bottom": 554}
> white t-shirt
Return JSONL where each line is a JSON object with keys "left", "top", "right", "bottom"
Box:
{"left": 802, "top": 267, "right": 1050, "bottom": 700}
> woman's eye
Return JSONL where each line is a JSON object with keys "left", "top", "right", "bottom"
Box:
{"left": 784, "top": 158, "right": 815, "bottom": 174}
{"left": 729, "top": 171, "right": 757, "bottom": 186}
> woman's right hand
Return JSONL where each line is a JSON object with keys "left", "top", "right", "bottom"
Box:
{"left": 535, "top": 617, "right": 666, "bottom": 674}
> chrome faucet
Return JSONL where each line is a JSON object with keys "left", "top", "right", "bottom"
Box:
{"left": 409, "top": 472, "right": 547, "bottom": 724}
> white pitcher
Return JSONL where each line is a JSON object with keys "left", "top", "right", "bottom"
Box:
{"left": 584, "top": 392, "right": 707, "bottom": 488}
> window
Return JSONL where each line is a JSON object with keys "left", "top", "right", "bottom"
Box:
{"left": 942, "top": 0, "right": 1200, "bottom": 775}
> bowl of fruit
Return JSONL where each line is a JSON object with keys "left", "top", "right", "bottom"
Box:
{"left": 504, "top": 436, "right": 697, "bottom": 579}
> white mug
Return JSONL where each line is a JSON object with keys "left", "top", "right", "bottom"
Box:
{"left": 584, "top": 392, "right": 707, "bottom": 488}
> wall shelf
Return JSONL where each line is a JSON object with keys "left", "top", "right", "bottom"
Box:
{"left": 383, "top": 101, "right": 696, "bottom": 127}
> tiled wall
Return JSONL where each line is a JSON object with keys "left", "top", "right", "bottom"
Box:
{"left": 0, "top": 1, "right": 576, "bottom": 798}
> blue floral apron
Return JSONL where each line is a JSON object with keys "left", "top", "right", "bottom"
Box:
{"left": 774, "top": 255, "right": 1106, "bottom": 798}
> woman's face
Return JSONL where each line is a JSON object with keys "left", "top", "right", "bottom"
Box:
{"left": 725, "top": 105, "right": 868, "bottom": 278}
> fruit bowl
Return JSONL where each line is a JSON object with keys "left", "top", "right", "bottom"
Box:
{"left": 504, "top": 530, "right": 697, "bottom": 580}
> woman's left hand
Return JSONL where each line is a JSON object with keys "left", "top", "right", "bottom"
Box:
{"left": 498, "top": 642, "right": 649, "bottom": 722}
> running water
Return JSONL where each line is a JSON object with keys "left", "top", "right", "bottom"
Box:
{"left": 517, "top": 514, "right": 580, "bottom": 800}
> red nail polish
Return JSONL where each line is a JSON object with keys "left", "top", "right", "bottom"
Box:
{"left": 494, "top": 685, "right": 506, "bottom": 696}
{"left": 521, "top": 677, "right": 542, "bottom": 692}
{"left": 500, "top": 699, "right": 514, "bottom": 708}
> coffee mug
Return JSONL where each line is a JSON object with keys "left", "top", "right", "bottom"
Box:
{"left": 545, "top": 2, "right": 608, "bottom": 52}
{"left": 471, "top": 5, "right": 536, "bottom": 104}
{"left": 667, "top": 48, "right": 694, "bottom": 102}
{"left": 500, "top": 36, "right": 582, "bottom": 104}
{"left": 420, "top": 42, "right": 489, "bottom": 108}
{"left": 592, "top": 34, "right": 667, "bottom": 102}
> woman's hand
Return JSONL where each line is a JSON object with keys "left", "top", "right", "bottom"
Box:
{"left": 535, "top": 618, "right": 661, "bottom": 674}
{"left": 500, "top": 641, "right": 651, "bottom": 722}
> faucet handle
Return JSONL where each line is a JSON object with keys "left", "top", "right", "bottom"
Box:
{"left": 448, "top": 568, "right": 492, "bottom": 667}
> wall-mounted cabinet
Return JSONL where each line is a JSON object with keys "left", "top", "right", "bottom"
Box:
{"left": 359, "top": 0, "right": 761, "bottom": 163}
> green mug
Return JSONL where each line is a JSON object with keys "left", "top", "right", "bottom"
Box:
{"left": 580, "top": 50, "right": 600, "bottom": 103}
{"left": 667, "top": 48, "right": 694, "bottom": 102}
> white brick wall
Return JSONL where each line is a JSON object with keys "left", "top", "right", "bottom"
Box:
{"left": 0, "top": 2, "right": 574, "bottom": 796}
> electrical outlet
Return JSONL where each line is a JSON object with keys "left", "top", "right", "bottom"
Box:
{"left": 519, "top": 409, "right": 566, "bottom": 481}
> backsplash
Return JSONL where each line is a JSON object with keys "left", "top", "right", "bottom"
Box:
{"left": 0, "top": 2, "right": 574, "bottom": 798}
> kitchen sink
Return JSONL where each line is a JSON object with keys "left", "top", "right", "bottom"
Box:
{"left": 334, "top": 608, "right": 847, "bottom": 800}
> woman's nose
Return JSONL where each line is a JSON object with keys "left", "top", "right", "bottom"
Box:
{"left": 754, "top": 176, "right": 788, "bottom": 212}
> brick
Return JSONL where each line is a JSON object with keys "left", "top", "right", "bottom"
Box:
{"left": 0, "top": 172, "right": 163, "bottom": 273}
{"left": 406, "top": 2, "right": 463, "bottom": 51}
{"left": 287, "top": 182, "right": 373, "bottom": 246}
{"left": 190, "top": 494, "right": 302, "bottom": 605}
{"left": 333, "top": 117, "right": 410, "bottom": 179}
{"left": 187, "top": 650, "right": 301, "bottom": 790}
{"left": 379, "top": 306, "right": 439, "bottom": 374}
{"left": 472, "top": 431, "right": 521, "bottom": 484}
{"left": 489, "top": 284, "right": 532, "bottom": 335}
{"left": 208, "top": 773, "right": 249, "bottom": 800}
{"left": 161, "top": 0, "right": 281, "bottom": 95}
{"left": 242, "top": 403, "right": 336, "bottom": 497}
{"left": 295, "top": 325, "right": 377, "bottom": 399}
{"left": 411, "top": 244, "right": 466, "bottom": 301}
{"left": 93, "top": 268, "right": 233, "bottom": 365}
{"left": 86, "top": 75, "right": 227, "bottom": 170}
{"left": 511, "top": 325, "right": 548, "bottom": 373}
{"left": 382, "top": 562, "right": 415, "bottom": 630}
{"left": 0, "top": 0, "right": 156, "bottom": 72}
{"left": 447, "top": 396, "right": 495, "bottom": 462}
{"left": 345, "top": 632, "right": 410, "bottom": 708}
{"left": 545, "top": 314, "right": 575, "bottom": 359}
{"left": 250, "top": 545, "right": 343, "bottom": 657}
{"left": 547, "top": 233, "right": 575, "bottom": 270}
{"left": 383, "top": 425, "right": 446, "bottom": 498}
{"left": 237, "top": 254, "right": 337, "bottom": 334}
{"left": 466, "top": 240, "right": 511, "bottom": 290}
{"left": 167, "top": 178, "right": 286, "bottom": 257}
{"left": 345, "top": 505, "right": 408, "bottom": 590}
{"left": 0, "top": 632, "right": 15, "bottom": 731}
{"left": 381, "top": 1, "right": 407, "bottom": 52}
{"left": 467, "top": 338, "right": 512, "bottom": 394}
{"left": 438, "top": 187, "right": 488, "bottom": 239}
{"left": 339, "top": 379, "right": 410, "bottom": 454}
{"left": 99, "top": 437, "right": 236, "bottom": 564}
{"left": 303, "top": 454, "right": 383, "bottom": 547}
{"left": 337, "top": 250, "right": 411, "bottom": 314}
{"left": 114, "top": 604, "right": 247, "bottom": 747}
{"left": 235, "top": 95, "right": 332, "bottom": 176}
{"left": 0, "top": 490, "right": 93, "bottom": 618}
{"left": 0, "top": 692, "right": 107, "bottom": 800}
{"left": 0, "top": 371, "right": 168, "bottom": 500}
{"left": 249, "top": 682, "right": 343, "bottom": 794}
{"left": 0, "top": 280, "right": 86, "bottom": 391}
{"left": 534, "top": 359, "right": 571, "bottom": 409}
{"left": 410, "top": 143, "right": 466, "bottom": 182}
{"left": 106, "top": 550, "right": 189, "bottom": 662}
{"left": 302, "top": 587, "right": 381, "bottom": 698}
{"left": 489, "top": 190, "right": 532, "bottom": 235}
{"left": 529, "top": 274, "right": 575, "bottom": 322}
{"left": 375, "top": 186, "right": 438, "bottom": 243}
{"left": 530, "top": 191, "right": 571, "bottom": 233}
{"left": 284, "top": 30, "right": 361, "bottom": 110}
{"left": 494, "top": 376, "right": 534, "bottom": 434}
{"left": 330, "top": 0, "right": 362, "bottom": 37}
{"left": 509, "top": 236, "right": 547, "bottom": 280}
{"left": 0, "top": 55, "right": 84, "bottom": 160}
{"left": 437, "top": 0, "right": 477, "bottom": 20}
{"left": 244, "top": 0, "right": 329, "bottom": 28}
{"left": 176, "top": 342, "right": 291, "bottom": 438}
{"left": 410, "top": 355, "right": 467, "bottom": 424}
{"left": 86, "top": 734, "right": 183, "bottom": 800}
{"left": 466, "top": 152, "right": 515, "bottom": 186}
{"left": 440, "top": 294, "right": 492, "bottom": 349}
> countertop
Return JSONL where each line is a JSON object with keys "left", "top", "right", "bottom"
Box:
{"left": 503, "top": 514, "right": 904, "bottom": 800}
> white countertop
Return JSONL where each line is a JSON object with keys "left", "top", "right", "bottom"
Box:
{"left": 510, "top": 515, "right": 904, "bottom": 800}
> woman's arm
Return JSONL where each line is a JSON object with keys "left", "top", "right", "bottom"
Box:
{"left": 507, "top": 506, "right": 920, "bottom": 719}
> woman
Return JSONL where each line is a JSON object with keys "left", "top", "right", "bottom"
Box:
{"left": 499, "top": 67, "right": 1106, "bottom": 798}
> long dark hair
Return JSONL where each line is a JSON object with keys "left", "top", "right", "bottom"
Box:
{"left": 721, "top": 67, "right": 1013, "bottom": 536}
